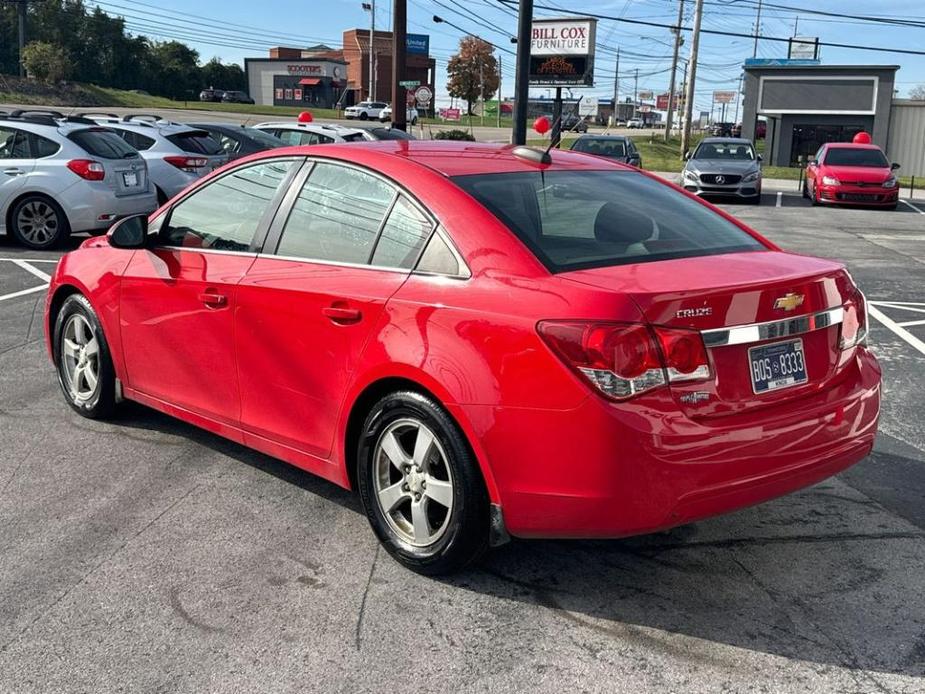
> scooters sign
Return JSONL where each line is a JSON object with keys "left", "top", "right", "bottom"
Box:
{"left": 529, "top": 18, "right": 597, "bottom": 87}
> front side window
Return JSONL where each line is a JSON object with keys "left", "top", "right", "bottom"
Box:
{"left": 823, "top": 147, "right": 889, "bottom": 168}
{"left": 276, "top": 162, "right": 394, "bottom": 264}
{"left": 693, "top": 141, "right": 756, "bottom": 161}
{"left": 453, "top": 171, "right": 766, "bottom": 273}
{"left": 162, "top": 159, "right": 296, "bottom": 251}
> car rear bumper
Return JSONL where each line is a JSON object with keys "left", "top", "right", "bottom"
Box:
{"left": 61, "top": 183, "right": 158, "bottom": 233}
{"left": 817, "top": 184, "right": 898, "bottom": 206}
{"left": 463, "top": 346, "right": 880, "bottom": 539}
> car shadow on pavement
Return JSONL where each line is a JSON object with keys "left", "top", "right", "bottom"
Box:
{"left": 111, "top": 402, "right": 925, "bottom": 679}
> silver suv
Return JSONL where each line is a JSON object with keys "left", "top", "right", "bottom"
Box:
{"left": 82, "top": 114, "right": 228, "bottom": 204}
{"left": 0, "top": 110, "right": 156, "bottom": 249}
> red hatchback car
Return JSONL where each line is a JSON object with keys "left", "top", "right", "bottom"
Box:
{"left": 45, "top": 141, "right": 881, "bottom": 574}
{"left": 804, "top": 142, "right": 900, "bottom": 209}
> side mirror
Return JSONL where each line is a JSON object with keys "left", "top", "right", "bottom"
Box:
{"left": 107, "top": 214, "right": 149, "bottom": 249}
{"left": 684, "top": 151, "right": 691, "bottom": 160}
{"left": 891, "top": 162, "right": 901, "bottom": 171}
{"left": 807, "top": 159, "right": 816, "bottom": 167}
{"left": 757, "top": 154, "right": 763, "bottom": 161}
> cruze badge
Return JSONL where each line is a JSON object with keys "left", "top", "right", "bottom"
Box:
{"left": 676, "top": 307, "right": 713, "bottom": 318}
{"left": 774, "top": 293, "right": 805, "bottom": 311}
{"left": 680, "top": 392, "right": 710, "bottom": 404}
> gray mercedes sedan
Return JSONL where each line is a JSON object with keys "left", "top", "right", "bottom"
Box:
{"left": 681, "top": 137, "right": 762, "bottom": 204}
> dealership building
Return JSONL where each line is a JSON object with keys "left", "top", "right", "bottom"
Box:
{"left": 741, "top": 61, "right": 925, "bottom": 175}
{"left": 245, "top": 30, "right": 434, "bottom": 110}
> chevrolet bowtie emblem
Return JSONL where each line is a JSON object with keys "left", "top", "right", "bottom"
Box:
{"left": 773, "top": 293, "right": 805, "bottom": 311}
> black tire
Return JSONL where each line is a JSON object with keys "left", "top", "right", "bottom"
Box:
{"left": 810, "top": 182, "right": 820, "bottom": 206}
{"left": 801, "top": 181, "right": 809, "bottom": 199}
{"left": 749, "top": 194, "right": 762, "bottom": 205}
{"left": 10, "top": 194, "right": 70, "bottom": 249}
{"left": 357, "top": 391, "right": 490, "bottom": 575}
{"left": 53, "top": 294, "right": 117, "bottom": 419}
{"left": 886, "top": 203, "right": 898, "bottom": 211}
{"left": 359, "top": 111, "right": 369, "bottom": 121}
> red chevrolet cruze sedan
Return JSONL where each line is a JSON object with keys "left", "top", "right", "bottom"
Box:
{"left": 45, "top": 141, "right": 881, "bottom": 574}
{"left": 803, "top": 142, "right": 900, "bottom": 209}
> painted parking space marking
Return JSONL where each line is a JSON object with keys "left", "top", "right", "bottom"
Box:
{"left": 776, "top": 191, "right": 782, "bottom": 207}
{"left": 0, "top": 257, "right": 57, "bottom": 303}
{"left": 900, "top": 199, "right": 925, "bottom": 215}
{"left": 868, "top": 301, "right": 925, "bottom": 357}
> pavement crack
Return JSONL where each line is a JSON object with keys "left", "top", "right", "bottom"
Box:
{"left": 354, "top": 543, "right": 380, "bottom": 651}
{"left": 0, "top": 480, "right": 201, "bottom": 656}
{"left": 167, "top": 586, "right": 223, "bottom": 634}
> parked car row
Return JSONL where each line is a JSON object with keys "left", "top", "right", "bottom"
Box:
{"left": 0, "top": 109, "right": 415, "bottom": 249}
{"left": 199, "top": 88, "right": 255, "bottom": 104}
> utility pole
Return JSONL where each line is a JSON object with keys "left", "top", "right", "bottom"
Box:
{"left": 793, "top": 15, "right": 798, "bottom": 36}
{"left": 479, "top": 58, "right": 485, "bottom": 127}
{"left": 512, "top": 0, "right": 533, "bottom": 144}
{"left": 391, "top": 0, "right": 407, "bottom": 130}
{"left": 633, "top": 67, "right": 638, "bottom": 119}
{"left": 664, "top": 0, "right": 684, "bottom": 142}
{"left": 680, "top": 0, "right": 703, "bottom": 159}
{"left": 752, "top": 0, "right": 763, "bottom": 57}
{"left": 6, "top": 0, "right": 30, "bottom": 77}
{"left": 497, "top": 54, "right": 502, "bottom": 128}
{"left": 362, "top": 1, "right": 376, "bottom": 100}
{"left": 611, "top": 47, "right": 619, "bottom": 126}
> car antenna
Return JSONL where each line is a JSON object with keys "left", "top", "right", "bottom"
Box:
{"left": 543, "top": 95, "right": 583, "bottom": 161}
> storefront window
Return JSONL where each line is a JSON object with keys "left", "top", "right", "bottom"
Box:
{"left": 790, "top": 124, "right": 864, "bottom": 166}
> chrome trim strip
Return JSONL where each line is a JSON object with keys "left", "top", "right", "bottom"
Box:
{"left": 156, "top": 245, "right": 257, "bottom": 257}
{"left": 702, "top": 307, "right": 843, "bottom": 348}
{"left": 255, "top": 252, "right": 410, "bottom": 274}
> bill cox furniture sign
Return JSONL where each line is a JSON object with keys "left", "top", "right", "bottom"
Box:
{"left": 529, "top": 18, "right": 596, "bottom": 87}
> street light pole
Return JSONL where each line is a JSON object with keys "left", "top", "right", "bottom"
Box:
{"left": 611, "top": 47, "right": 619, "bottom": 127}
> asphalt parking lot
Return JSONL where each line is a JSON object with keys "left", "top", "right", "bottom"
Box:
{"left": 1, "top": 197, "right": 924, "bottom": 693}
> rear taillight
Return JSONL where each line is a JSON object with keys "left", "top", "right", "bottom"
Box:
{"left": 67, "top": 159, "right": 105, "bottom": 181}
{"left": 840, "top": 290, "right": 868, "bottom": 350}
{"left": 537, "top": 321, "right": 710, "bottom": 400}
{"left": 164, "top": 156, "right": 209, "bottom": 172}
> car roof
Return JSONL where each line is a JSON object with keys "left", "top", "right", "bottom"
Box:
{"left": 698, "top": 137, "right": 752, "bottom": 144}
{"left": 255, "top": 121, "right": 364, "bottom": 135}
{"left": 85, "top": 116, "right": 202, "bottom": 135}
{"left": 824, "top": 142, "right": 882, "bottom": 150}
{"left": 248, "top": 140, "right": 627, "bottom": 177}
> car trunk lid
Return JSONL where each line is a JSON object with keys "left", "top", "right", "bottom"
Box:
{"left": 562, "top": 250, "right": 855, "bottom": 418}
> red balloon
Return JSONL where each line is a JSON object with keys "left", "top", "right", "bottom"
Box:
{"left": 298, "top": 111, "right": 314, "bottom": 123}
{"left": 852, "top": 131, "right": 871, "bottom": 144}
{"left": 533, "top": 116, "right": 551, "bottom": 135}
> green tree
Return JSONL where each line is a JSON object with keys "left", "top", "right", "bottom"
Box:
{"left": 446, "top": 36, "right": 499, "bottom": 115}
{"left": 21, "top": 41, "right": 72, "bottom": 82}
{"left": 200, "top": 57, "right": 246, "bottom": 92}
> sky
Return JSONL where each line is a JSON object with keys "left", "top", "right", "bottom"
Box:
{"left": 87, "top": 0, "right": 925, "bottom": 113}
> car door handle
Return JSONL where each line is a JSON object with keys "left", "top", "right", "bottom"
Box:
{"left": 198, "top": 291, "right": 227, "bottom": 308}
{"left": 322, "top": 305, "right": 362, "bottom": 324}
{"left": 3, "top": 168, "right": 25, "bottom": 176}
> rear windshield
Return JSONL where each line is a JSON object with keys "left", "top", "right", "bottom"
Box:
{"left": 340, "top": 132, "right": 367, "bottom": 142}
{"left": 244, "top": 127, "right": 286, "bottom": 148}
{"left": 693, "top": 141, "right": 755, "bottom": 160}
{"left": 68, "top": 128, "right": 139, "bottom": 159}
{"left": 571, "top": 138, "right": 626, "bottom": 158}
{"left": 452, "top": 171, "right": 766, "bottom": 272}
{"left": 167, "top": 131, "right": 223, "bottom": 155}
{"left": 824, "top": 147, "right": 888, "bottom": 167}
{"left": 371, "top": 128, "right": 414, "bottom": 140}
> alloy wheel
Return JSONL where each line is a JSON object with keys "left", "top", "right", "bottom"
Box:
{"left": 17, "top": 200, "right": 60, "bottom": 246}
{"left": 60, "top": 313, "right": 101, "bottom": 405}
{"left": 373, "top": 418, "right": 455, "bottom": 547}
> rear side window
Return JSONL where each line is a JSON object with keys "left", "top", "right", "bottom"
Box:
{"left": 31, "top": 134, "right": 61, "bottom": 157}
{"left": 68, "top": 129, "right": 139, "bottom": 159}
{"left": 245, "top": 128, "right": 285, "bottom": 148}
{"left": 166, "top": 131, "right": 223, "bottom": 155}
{"left": 340, "top": 132, "right": 366, "bottom": 142}
{"left": 276, "top": 162, "right": 394, "bottom": 264}
{"left": 0, "top": 127, "right": 32, "bottom": 158}
{"left": 370, "top": 196, "right": 433, "bottom": 268}
{"left": 452, "top": 171, "right": 765, "bottom": 272}
{"left": 162, "top": 159, "right": 296, "bottom": 251}
{"left": 117, "top": 129, "right": 155, "bottom": 151}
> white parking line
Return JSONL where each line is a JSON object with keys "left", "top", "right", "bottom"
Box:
{"left": 0, "top": 257, "right": 59, "bottom": 263}
{"left": 900, "top": 199, "right": 925, "bottom": 215}
{"left": 897, "top": 318, "right": 925, "bottom": 328}
{"left": 9, "top": 259, "right": 51, "bottom": 282}
{"left": 868, "top": 303, "right": 925, "bottom": 357}
{"left": 776, "top": 191, "right": 782, "bottom": 207}
{"left": 0, "top": 284, "right": 47, "bottom": 303}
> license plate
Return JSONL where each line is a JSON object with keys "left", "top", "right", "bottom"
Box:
{"left": 842, "top": 193, "right": 877, "bottom": 202}
{"left": 122, "top": 171, "right": 138, "bottom": 187}
{"left": 748, "top": 339, "right": 808, "bottom": 394}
